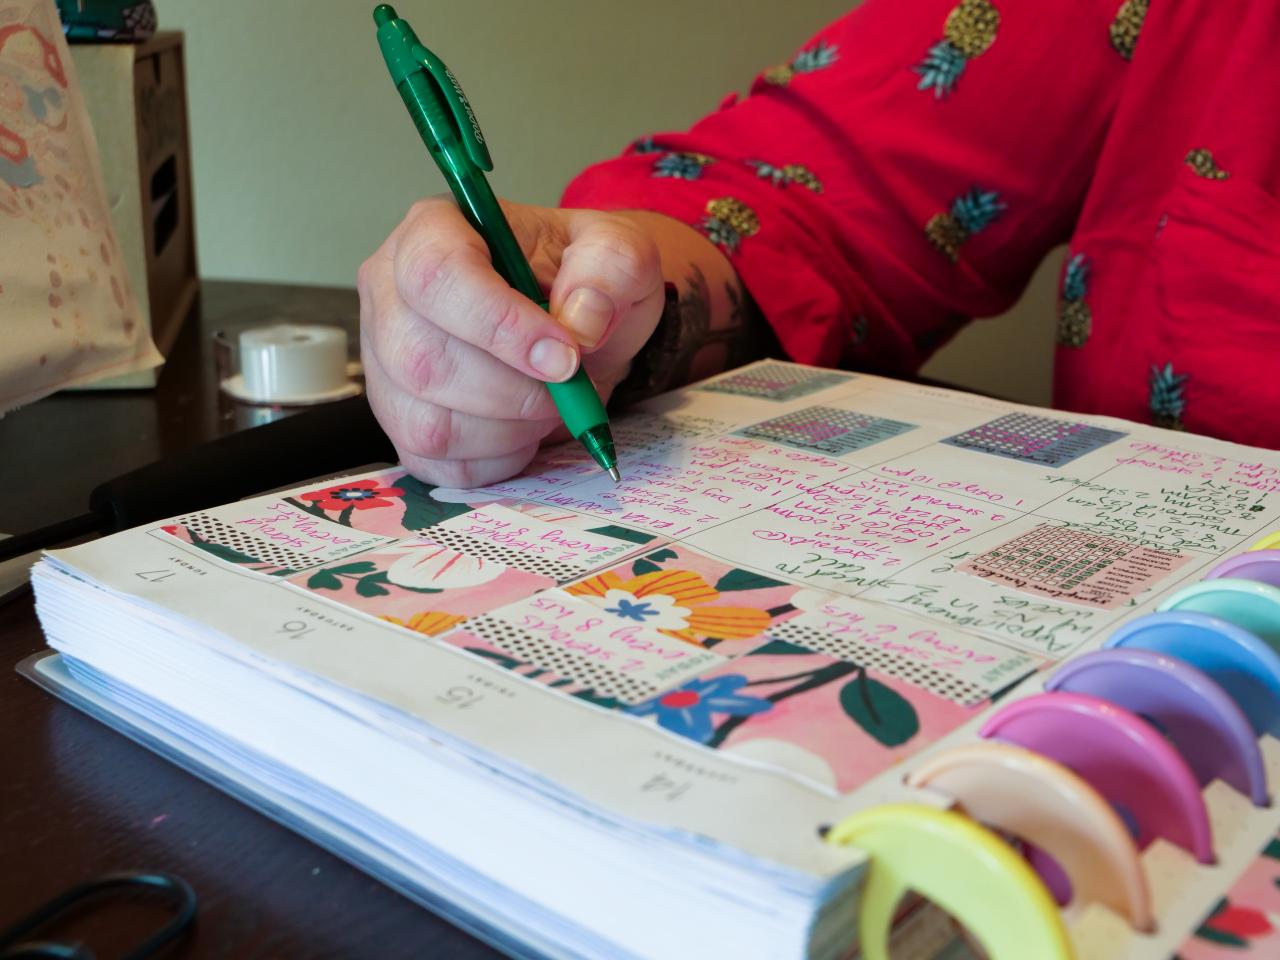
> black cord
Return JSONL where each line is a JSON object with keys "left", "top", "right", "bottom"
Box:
{"left": 0, "top": 513, "right": 102, "bottom": 564}
{"left": 0, "top": 872, "right": 197, "bottom": 960}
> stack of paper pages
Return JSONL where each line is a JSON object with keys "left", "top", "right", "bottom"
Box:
{"left": 27, "top": 361, "right": 1280, "bottom": 959}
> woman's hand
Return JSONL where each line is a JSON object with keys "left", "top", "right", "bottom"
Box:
{"left": 359, "top": 196, "right": 747, "bottom": 488}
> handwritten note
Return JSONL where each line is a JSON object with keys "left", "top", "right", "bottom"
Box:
{"left": 769, "top": 592, "right": 1040, "bottom": 703}
{"left": 1037, "top": 468, "right": 1278, "bottom": 554}
{"left": 1115, "top": 440, "right": 1280, "bottom": 496}
{"left": 436, "top": 504, "right": 641, "bottom": 571}
{"left": 686, "top": 473, "right": 1012, "bottom": 593}
{"left": 203, "top": 499, "right": 391, "bottom": 562}
{"left": 531, "top": 436, "right": 852, "bottom": 539}
{"left": 848, "top": 539, "right": 1111, "bottom": 660}
{"left": 486, "top": 591, "right": 726, "bottom": 698}
{"left": 611, "top": 412, "right": 734, "bottom": 448}
{"left": 430, "top": 413, "right": 737, "bottom": 505}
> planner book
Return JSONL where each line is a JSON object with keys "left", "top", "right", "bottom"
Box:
{"left": 24, "top": 360, "right": 1280, "bottom": 959}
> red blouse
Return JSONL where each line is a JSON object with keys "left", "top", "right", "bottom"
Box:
{"left": 562, "top": 0, "right": 1280, "bottom": 449}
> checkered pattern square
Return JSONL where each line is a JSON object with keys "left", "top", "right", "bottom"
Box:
{"left": 941, "top": 413, "right": 1125, "bottom": 467}
{"left": 967, "top": 524, "right": 1131, "bottom": 591}
{"left": 735, "top": 406, "right": 916, "bottom": 455}
{"left": 698, "top": 363, "right": 854, "bottom": 401}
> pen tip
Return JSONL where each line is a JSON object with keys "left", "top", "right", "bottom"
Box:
{"left": 607, "top": 465, "right": 621, "bottom": 484}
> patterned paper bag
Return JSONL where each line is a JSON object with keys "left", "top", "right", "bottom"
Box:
{"left": 0, "top": 0, "right": 161, "bottom": 414}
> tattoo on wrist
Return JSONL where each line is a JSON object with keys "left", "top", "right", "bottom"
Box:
{"left": 611, "top": 267, "right": 780, "bottom": 408}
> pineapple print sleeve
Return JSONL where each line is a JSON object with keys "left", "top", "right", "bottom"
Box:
{"left": 563, "top": 0, "right": 1128, "bottom": 375}
{"left": 915, "top": 0, "right": 1001, "bottom": 97}
{"left": 1149, "top": 363, "right": 1189, "bottom": 431}
{"left": 1109, "top": 0, "right": 1148, "bottom": 60}
{"left": 924, "top": 187, "right": 1006, "bottom": 261}
{"left": 1057, "top": 252, "right": 1093, "bottom": 347}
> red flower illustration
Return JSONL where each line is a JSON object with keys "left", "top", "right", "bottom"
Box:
{"left": 299, "top": 478, "right": 405, "bottom": 512}
{"left": 1204, "top": 902, "right": 1273, "bottom": 940}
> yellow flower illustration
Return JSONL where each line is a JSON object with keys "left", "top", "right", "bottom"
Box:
{"left": 566, "top": 569, "right": 771, "bottom": 646}
{"left": 381, "top": 611, "right": 468, "bottom": 636}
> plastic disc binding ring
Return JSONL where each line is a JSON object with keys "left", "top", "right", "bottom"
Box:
{"left": 218, "top": 323, "right": 362, "bottom": 406}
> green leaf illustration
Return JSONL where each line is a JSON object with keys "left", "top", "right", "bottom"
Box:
{"left": 632, "top": 548, "right": 679, "bottom": 576}
{"left": 838, "top": 672, "right": 919, "bottom": 747}
{"left": 191, "top": 539, "right": 264, "bottom": 566}
{"left": 393, "top": 583, "right": 443, "bottom": 594}
{"left": 355, "top": 570, "right": 391, "bottom": 597}
{"left": 748, "top": 639, "right": 813, "bottom": 657}
{"left": 396, "top": 474, "right": 474, "bottom": 531}
{"left": 584, "top": 524, "right": 655, "bottom": 545}
{"left": 571, "top": 688, "right": 621, "bottom": 709}
{"left": 1192, "top": 926, "right": 1247, "bottom": 948}
{"left": 283, "top": 497, "right": 332, "bottom": 521}
{"left": 305, "top": 559, "right": 377, "bottom": 592}
{"left": 306, "top": 569, "right": 343, "bottom": 591}
{"left": 715, "top": 568, "right": 787, "bottom": 592}
{"left": 324, "top": 560, "right": 378, "bottom": 576}
{"left": 464, "top": 647, "right": 523, "bottom": 671}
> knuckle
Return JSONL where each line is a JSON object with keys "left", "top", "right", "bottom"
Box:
{"left": 481, "top": 292, "right": 528, "bottom": 354}
{"left": 399, "top": 242, "right": 456, "bottom": 311}
{"left": 409, "top": 404, "right": 455, "bottom": 460}
{"left": 399, "top": 327, "right": 452, "bottom": 395}
{"left": 576, "top": 222, "right": 657, "bottom": 290}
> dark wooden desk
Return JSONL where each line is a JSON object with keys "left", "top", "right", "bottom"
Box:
{"left": 0, "top": 282, "right": 497, "bottom": 958}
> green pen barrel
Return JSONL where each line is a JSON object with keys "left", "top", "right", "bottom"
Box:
{"left": 533, "top": 299, "right": 610, "bottom": 441}
{"left": 375, "top": 7, "right": 617, "bottom": 471}
{"left": 393, "top": 74, "right": 609, "bottom": 445}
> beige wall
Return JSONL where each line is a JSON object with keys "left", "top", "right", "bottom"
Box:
{"left": 159, "top": 0, "right": 1055, "bottom": 405}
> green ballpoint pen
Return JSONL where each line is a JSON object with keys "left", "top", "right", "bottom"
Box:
{"left": 371, "top": 4, "right": 621, "bottom": 483}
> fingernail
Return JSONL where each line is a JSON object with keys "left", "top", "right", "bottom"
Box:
{"left": 529, "top": 337, "right": 578, "bottom": 382}
{"left": 559, "top": 287, "right": 613, "bottom": 348}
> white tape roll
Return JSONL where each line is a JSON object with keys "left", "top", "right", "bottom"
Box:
{"left": 236, "top": 324, "right": 352, "bottom": 403}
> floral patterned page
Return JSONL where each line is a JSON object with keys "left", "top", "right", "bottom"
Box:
{"left": 437, "top": 545, "right": 983, "bottom": 794}
{"left": 151, "top": 467, "right": 658, "bottom": 578}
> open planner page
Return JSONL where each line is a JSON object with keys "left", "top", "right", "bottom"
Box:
{"left": 34, "top": 360, "right": 1280, "bottom": 958}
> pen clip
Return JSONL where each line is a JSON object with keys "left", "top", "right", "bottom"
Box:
{"left": 410, "top": 43, "right": 493, "bottom": 172}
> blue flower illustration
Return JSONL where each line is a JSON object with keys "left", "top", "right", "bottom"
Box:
{"left": 606, "top": 598, "right": 660, "bottom": 622}
{"left": 627, "top": 674, "right": 771, "bottom": 743}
